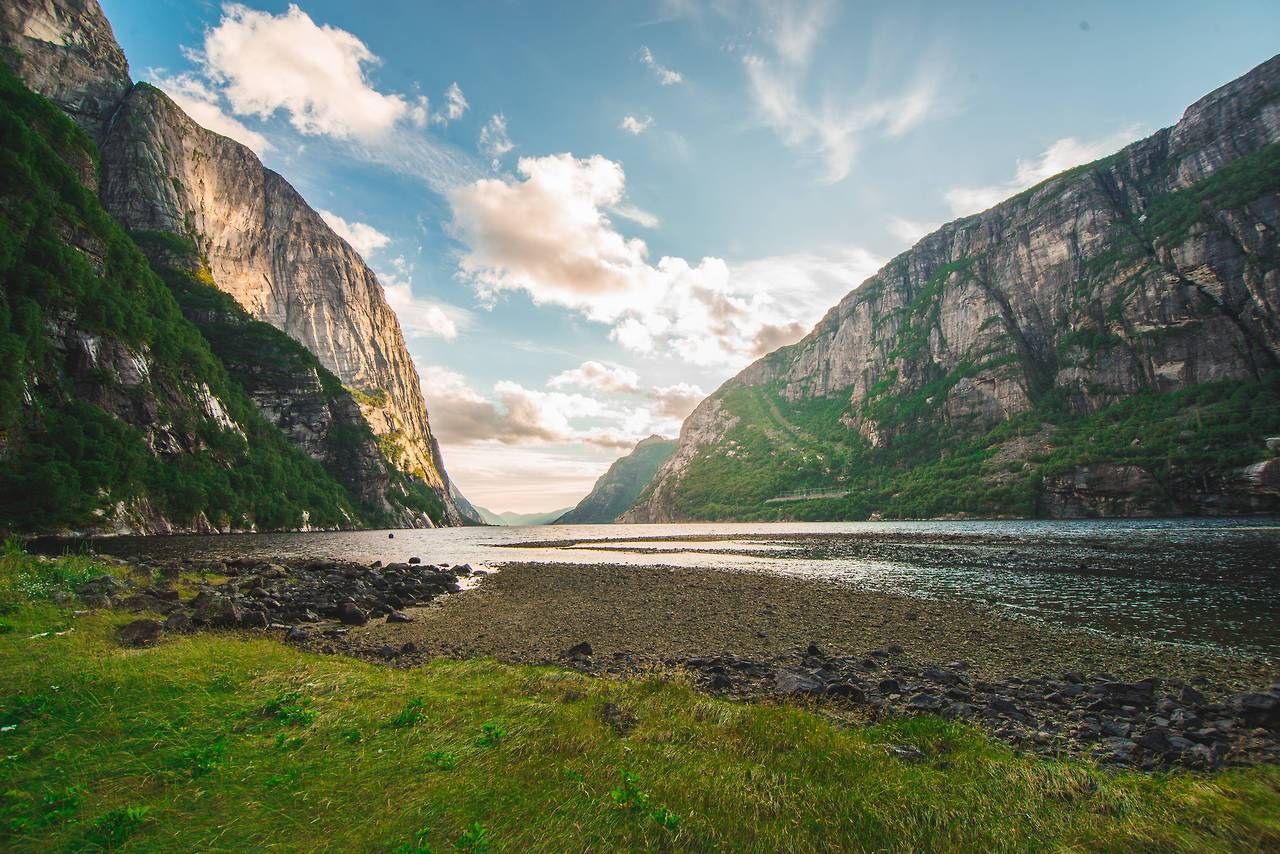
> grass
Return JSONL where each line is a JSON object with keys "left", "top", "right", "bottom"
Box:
{"left": 1, "top": 553, "right": 1279, "bottom": 851}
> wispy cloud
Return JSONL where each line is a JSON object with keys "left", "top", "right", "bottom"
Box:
{"left": 620, "top": 114, "right": 654, "bottom": 135}
{"left": 945, "top": 128, "right": 1139, "bottom": 215}
{"left": 741, "top": 0, "right": 942, "bottom": 182}
{"left": 479, "top": 113, "right": 514, "bottom": 162}
{"left": 639, "top": 46, "right": 684, "bottom": 85}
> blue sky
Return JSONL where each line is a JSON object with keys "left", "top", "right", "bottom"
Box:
{"left": 100, "top": 0, "right": 1280, "bottom": 512}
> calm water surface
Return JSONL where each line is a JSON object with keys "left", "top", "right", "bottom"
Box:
{"left": 43, "top": 518, "right": 1280, "bottom": 658}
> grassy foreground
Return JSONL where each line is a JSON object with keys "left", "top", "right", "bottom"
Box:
{"left": 2, "top": 551, "right": 1279, "bottom": 851}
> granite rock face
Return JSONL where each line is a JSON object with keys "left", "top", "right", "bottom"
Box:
{"left": 627, "top": 55, "right": 1280, "bottom": 522}
{"left": 2, "top": 0, "right": 462, "bottom": 526}
{"left": 0, "top": 0, "right": 129, "bottom": 145}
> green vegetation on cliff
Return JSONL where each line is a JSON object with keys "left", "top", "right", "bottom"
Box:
{"left": 557, "top": 436, "right": 677, "bottom": 524}
{"left": 668, "top": 371, "right": 1280, "bottom": 521}
{"left": 0, "top": 66, "right": 359, "bottom": 532}
{"left": 2, "top": 552, "right": 1278, "bottom": 850}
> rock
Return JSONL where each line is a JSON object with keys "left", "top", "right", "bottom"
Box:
{"left": 562, "top": 641, "right": 593, "bottom": 659}
{"left": 600, "top": 702, "right": 637, "bottom": 736}
{"left": 805, "top": 641, "right": 828, "bottom": 659}
{"left": 239, "top": 609, "right": 268, "bottom": 629}
{"left": 336, "top": 602, "right": 368, "bottom": 626}
{"left": 191, "top": 592, "right": 243, "bottom": 628}
{"left": 117, "top": 619, "right": 163, "bottom": 647}
{"left": 163, "top": 612, "right": 193, "bottom": 633}
{"left": 1138, "top": 727, "right": 1172, "bottom": 753}
{"left": 1229, "top": 692, "right": 1280, "bottom": 728}
{"left": 1179, "top": 686, "right": 1207, "bottom": 707}
{"left": 885, "top": 744, "right": 925, "bottom": 762}
{"left": 907, "top": 693, "right": 944, "bottom": 712}
{"left": 408, "top": 557, "right": 421, "bottom": 564}
{"left": 825, "top": 682, "right": 866, "bottom": 702}
{"left": 285, "top": 626, "right": 309, "bottom": 642}
{"left": 386, "top": 610, "right": 413, "bottom": 623}
{"left": 774, "top": 670, "right": 823, "bottom": 695}
{"left": 878, "top": 678, "right": 901, "bottom": 695}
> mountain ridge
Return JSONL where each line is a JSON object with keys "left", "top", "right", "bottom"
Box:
{"left": 555, "top": 435, "right": 677, "bottom": 524}
{"left": 625, "top": 55, "right": 1280, "bottom": 522}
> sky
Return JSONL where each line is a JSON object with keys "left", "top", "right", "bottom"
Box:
{"left": 99, "top": 0, "right": 1280, "bottom": 513}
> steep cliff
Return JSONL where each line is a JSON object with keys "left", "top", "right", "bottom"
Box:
{"left": 556, "top": 436, "right": 677, "bottom": 524}
{"left": 1, "top": 0, "right": 463, "bottom": 526}
{"left": 627, "top": 56, "right": 1280, "bottom": 522}
{"left": 0, "top": 66, "right": 360, "bottom": 534}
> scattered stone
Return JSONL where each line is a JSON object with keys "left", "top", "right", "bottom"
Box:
{"left": 386, "top": 610, "right": 414, "bottom": 623}
{"left": 408, "top": 557, "right": 421, "bottom": 565}
{"left": 885, "top": 744, "right": 925, "bottom": 761}
{"left": 337, "top": 602, "right": 369, "bottom": 626}
{"left": 117, "top": 619, "right": 163, "bottom": 647}
{"left": 563, "top": 641, "right": 593, "bottom": 659}
{"left": 775, "top": 670, "right": 823, "bottom": 695}
{"left": 600, "top": 702, "right": 637, "bottom": 736}
{"left": 286, "top": 626, "right": 309, "bottom": 642}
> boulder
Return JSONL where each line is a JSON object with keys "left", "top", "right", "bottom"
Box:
{"left": 117, "top": 619, "right": 163, "bottom": 647}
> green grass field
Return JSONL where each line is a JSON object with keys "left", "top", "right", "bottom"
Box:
{"left": 2, "top": 549, "right": 1278, "bottom": 851}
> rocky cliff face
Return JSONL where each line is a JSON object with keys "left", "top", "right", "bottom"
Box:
{"left": 1, "top": 0, "right": 463, "bottom": 526}
{"left": 0, "top": 0, "right": 129, "bottom": 145}
{"left": 628, "top": 55, "right": 1280, "bottom": 522}
{"left": 556, "top": 436, "right": 677, "bottom": 524}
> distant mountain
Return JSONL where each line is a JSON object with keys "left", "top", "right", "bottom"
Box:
{"left": 474, "top": 506, "right": 574, "bottom": 526}
{"left": 448, "top": 481, "right": 487, "bottom": 525}
{"left": 626, "top": 56, "right": 1280, "bottom": 522}
{"left": 556, "top": 436, "right": 677, "bottom": 524}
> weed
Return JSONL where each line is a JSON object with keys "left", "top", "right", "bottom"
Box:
{"left": 455, "top": 821, "right": 490, "bottom": 852}
{"left": 476, "top": 722, "right": 506, "bottom": 748}
{"left": 390, "top": 697, "right": 426, "bottom": 728}
{"left": 263, "top": 691, "right": 317, "bottom": 727}
{"left": 610, "top": 770, "right": 651, "bottom": 812}
{"left": 393, "top": 824, "right": 432, "bottom": 853}
{"left": 340, "top": 727, "right": 363, "bottom": 743}
{"left": 85, "top": 805, "right": 150, "bottom": 848}
{"left": 264, "top": 771, "right": 298, "bottom": 789}
{"left": 178, "top": 739, "right": 226, "bottom": 777}
{"left": 424, "top": 750, "right": 458, "bottom": 771}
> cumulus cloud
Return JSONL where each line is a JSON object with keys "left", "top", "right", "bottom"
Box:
{"left": 422, "top": 367, "right": 653, "bottom": 449}
{"left": 449, "top": 153, "right": 881, "bottom": 366}
{"left": 620, "top": 114, "right": 654, "bottom": 135}
{"left": 639, "top": 46, "right": 683, "bottom": 85}
{"left": 376, "top": 257, "right": 466, "bottom": 340}
{"left": 317, "top": 209, "right": 391, "bottom": 258}
{"left": 479, "top": 113, "right": 513, "bottom": 160}
{"left": 945, "top": 128, "right": 1138, "bottom": 215}
{"left": 549, "top": 360, "right": 640, "bottom": 393}
{"left": 148, "top": 70, "right": 273, "bottom": 155}
{"left": 190, "top": 3, "right": 419, "bottom": 139}
{"left": 742, "top": 0, "right": 941, "bottom": 182}
{"left": 649, "top": 382, "right": 705, "bottom": 420}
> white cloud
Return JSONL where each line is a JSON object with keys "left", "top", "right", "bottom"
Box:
{"left": 945, "top": 128, "right": 1139, "bottom": 216}
{"left": 639, "top": 46, "right": 683, "bottom": 85}
{"left": 442, "top": 443, "right": 617, "bottom": 514}
{"left": 742, "top": 0, "right": 941, "bottom": 182}
{"left": 317, "top": 209, "right": 390, "bottom": 258}
{"left": 549, "top": 361, "right": 640, "bottom": 393}
{"left": 377, "top": 256, "right": 465, "bottom": 340}
{"left": 192, "top": 3, "right": 418, "bottom": 139}
{"left": 610, "top": 203, "right": 660, "bottom": 229}
{"left": 448, "top": 153, "right": 882, "bottom": 367}
{"left": 479, "top": 113, "right": 513, "bottom": 160}
{"left": 620, "top": 114, "right": 654, "bottom": 135}
{"left": 887, "top": 215, "right": 938, "bottom": 246}
{"left": 649, "top": 382, "right": 705, "bottom": 420}
{"left": 433, "top": 82, "right": 469, "bottom": 125}
{"left": 148, "top": 70, "right": 272, "bottom": 155}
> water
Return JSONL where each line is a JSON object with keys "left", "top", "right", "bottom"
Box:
{"left": 38, "top": 518, "right": 1280, "bottom": 658}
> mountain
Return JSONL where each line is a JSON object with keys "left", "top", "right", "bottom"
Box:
{"left": 1, "top": 0, "right": 463, "bottom": 530}
{"left": 555, "top": 436, "right": 677, "bottom": 524}
{"left": 626, "top": 56, "right": 1280, "bottom": 523}
{"left": 447, "top": 481, "right": 487, "bottom": 525}
{"left": 0, "top": 64, "right": 360, "bottom": 533}
{"left": 473, "top": 506, "right": 574, "bottom": 526}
